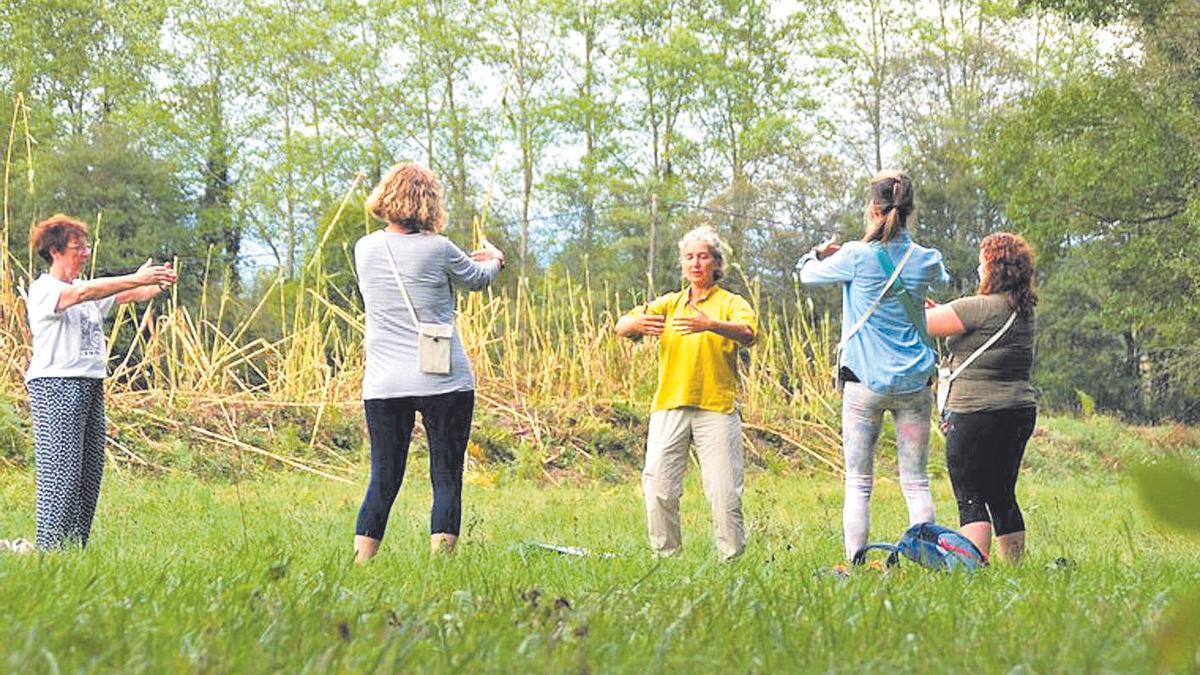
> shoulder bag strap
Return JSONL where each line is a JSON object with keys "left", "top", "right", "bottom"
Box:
{"left": 836, "top": 242, "right": 916, "bottom": 358}
{"left": 945, "top": 311, "right": 1018, "bottom": 384}
{"left": 383, "top": 239, "right": 421, "bottom": 327}
{"left": 852, "top": 543, "right": 902, "bottom": 568}
{"left": 872, "top": 242, "right": 931, "bottom": 347}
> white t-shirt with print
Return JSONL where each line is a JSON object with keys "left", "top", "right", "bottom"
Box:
{"left": 25, "top": 273, "right": 115, "bottom": 382}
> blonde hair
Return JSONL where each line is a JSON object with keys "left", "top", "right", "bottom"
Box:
{"left": 677, "top": 225, "right": 728, "bottom": 283}
{"left": 365, "top": 162, "right": 447, "bottom": 233}
{"left": 862, "top": 169, "right": 914, "bottom": 243}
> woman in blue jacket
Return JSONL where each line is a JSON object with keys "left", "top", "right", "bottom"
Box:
{"left": 797, "top": 170, "right": 949, "bottom": 562}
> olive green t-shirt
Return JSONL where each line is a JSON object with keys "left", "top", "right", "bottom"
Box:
{"left": 944, "top": 293, "right": 1037, "bottom": 413}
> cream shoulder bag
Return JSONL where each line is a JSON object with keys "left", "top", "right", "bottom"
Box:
{"left": 383, "top": 240, "right": 453, "bottom": 375}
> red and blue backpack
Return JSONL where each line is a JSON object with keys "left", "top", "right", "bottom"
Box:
{"left": 853, "top": 522, "right": 988, "bottom": 572}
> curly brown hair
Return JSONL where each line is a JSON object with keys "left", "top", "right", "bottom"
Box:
{"left": 979, "top": 232, "right": 1038, "bottom": 316}
{"left": 365, "top": 162, "right": 447, "bottom": 233}
{"left": 30, "top": 214, "right": 89, "bottom": 264}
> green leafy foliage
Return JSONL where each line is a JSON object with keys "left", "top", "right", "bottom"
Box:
{"left": 14, "top": 127, "right": 194, "bottom": 274}
{"left": 1019, "top": 0, "right": 1174, "bottom": 24}
{"left": 1132, "top": 460, "right": 1200, "bottom": 534}
{"left": 1132, "top": 459, "right": 1200, "bottom": 669}
{"left": 979, "top": 3, "right": 1200, "bottom": 420}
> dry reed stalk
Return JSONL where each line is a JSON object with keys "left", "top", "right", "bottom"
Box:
{"left": 2, "top": 93, "right": 34, "bottom": 304}
{"left": 104, "top": 433, "right": 159, "bottom": 469}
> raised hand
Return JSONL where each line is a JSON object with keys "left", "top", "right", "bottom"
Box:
{"left": 135, "top": 258, "right": 177, "bottom": 288}
{"left": 160, "top": 261, "right": 177, "bottom": 290}
{"left": 470, "top": 239, "right": 505, "bottom": 266}
{"left": 814, "top": 236, "right": 841, "bottom": 260}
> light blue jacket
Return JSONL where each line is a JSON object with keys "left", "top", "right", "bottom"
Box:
{"left": 797, "top": 230, "right": 950, "bottom": 394}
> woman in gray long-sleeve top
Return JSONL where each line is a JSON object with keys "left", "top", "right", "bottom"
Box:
{"left": 353, "top": 162, "right": 504, "bottom": 561}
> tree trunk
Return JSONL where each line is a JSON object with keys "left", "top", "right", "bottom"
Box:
{"left": 201, "top": 73, "right": 238, "bottom": 292}
{"left": 445, "top": 68, "right": 469, "bottom": 230}
{"left": 647, "top": 192, "right": 658, "bottom": 296}
{"left": 581, "top": 15, "right": 596, "bottom": 255}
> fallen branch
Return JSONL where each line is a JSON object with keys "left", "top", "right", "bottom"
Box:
{"left": 187, "top": 425, "right": 353, "bottom": 484}
{"left": 741, "top": 421, "right": 844, "bottom": 476}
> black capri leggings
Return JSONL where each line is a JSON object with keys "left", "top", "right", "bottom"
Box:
{"left": 355, "top": 390, "right": 475, "bottom": 539}
{"left": 944, "top": 406, "right": 1036, "bottom": 536}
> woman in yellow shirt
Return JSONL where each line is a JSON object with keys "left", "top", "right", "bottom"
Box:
{"left": 615, "top": 226, "right": 756, "bottom": 560}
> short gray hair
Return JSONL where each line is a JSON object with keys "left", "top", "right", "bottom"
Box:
{"left": 677, "top": 226, "right": 728, "bottom": 283}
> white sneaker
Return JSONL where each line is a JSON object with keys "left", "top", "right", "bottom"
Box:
{"left": 0, "top": 539, "right": 11, "bottom": 552}
{"left": 9, "top": 538, "right": 35, "bottom": 555}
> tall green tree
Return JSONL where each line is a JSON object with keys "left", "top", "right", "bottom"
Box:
{"left": 814, "top": 0, "right": 903, "bottom": 175}
{"left": 982, "top": 0, "right": 1200, "bottom": 419}
{"left": 402, "top": 0, "right": 492, "bottom": 232}
{"left": 691, "top": 0, "right": 811, "bottom": 287}
{"left": 0, "top": 0, "right": 165, "bottom": 138}
{"left": 490, "top": 0, "right": 562, "bottom": 277}
{"left": 234, "top": 0, "right": 344, "bottom": 279}
{"left": 165, "top": 0, "right": 258, "bottom": 292}
{"left": 27, "top": 126, "right": 193, "bottom": 278}
{"left": 615, "top": 0, "right": 703, "bottom": 293}
{"left": 894, "top": 0, "right": 1076, "bottom": 290}
{"left": 540, "top": 0, "right": 627, "bottom": 271}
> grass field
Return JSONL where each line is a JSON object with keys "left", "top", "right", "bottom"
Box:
{"left": 2, "top": 435, "right": 1198, "bottom": 674}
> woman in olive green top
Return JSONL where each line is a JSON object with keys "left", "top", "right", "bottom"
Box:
{"left": 926, "top": 232, "right": 1038, "bottom": 563}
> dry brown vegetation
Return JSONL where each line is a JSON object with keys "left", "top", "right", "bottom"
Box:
{"left": 0, "top": 96, "right": 845, "bottom": 481}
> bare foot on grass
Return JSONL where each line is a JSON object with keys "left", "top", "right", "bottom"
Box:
{"left": 431, "top": 533, "right": 457, "bottom": 555}
{"left": 354, "top": 535, "right": 380, "bottom": 564}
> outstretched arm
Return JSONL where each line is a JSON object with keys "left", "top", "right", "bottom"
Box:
{"left": 797, "top": 237, "right": 856, "bottom": 286}
{"left": 446, "top": 238, "right": 503, "bottom": 290}
{"left": 56, "top": 259, "right": 177, "bottom": 312}
{"left": 113, "top": 260, "right": 177, "bottom": 305}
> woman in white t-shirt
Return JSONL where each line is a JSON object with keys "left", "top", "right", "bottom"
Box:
{"left": 24, "top": 214, "right": 177, "bottom": 551}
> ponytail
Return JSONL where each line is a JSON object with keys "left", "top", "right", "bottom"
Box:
{"left": 863, "top": 171, "right": 914, "bottom": 243}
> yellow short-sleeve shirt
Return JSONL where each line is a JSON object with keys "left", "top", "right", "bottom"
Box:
{"left": 628, "top": 285, "right": 757, "bottom": 414}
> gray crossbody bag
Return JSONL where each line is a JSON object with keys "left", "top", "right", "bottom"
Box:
{"left": 383, "top": 240, "right": 454, "bottom": 375}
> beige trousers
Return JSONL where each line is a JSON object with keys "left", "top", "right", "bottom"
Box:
{"left": 642, "top": 407, "right": 745, "bottom": 560}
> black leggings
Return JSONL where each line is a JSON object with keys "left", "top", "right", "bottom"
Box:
{"left": 944, "top": 406, "right": 1036, "bottom": 536}
{"left": 355, "top": 390, "right": 475, "bottom": 539}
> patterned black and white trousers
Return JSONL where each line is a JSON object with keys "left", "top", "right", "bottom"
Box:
{"left": 27, "top": 377, "right": 107, "bottom": 551}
